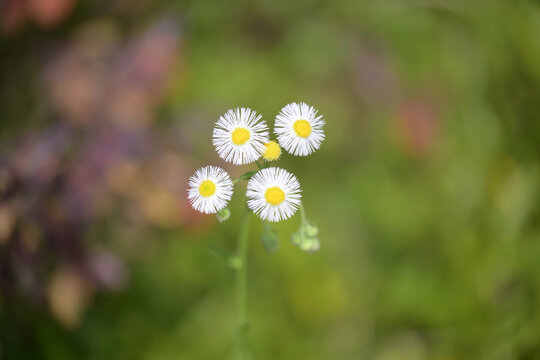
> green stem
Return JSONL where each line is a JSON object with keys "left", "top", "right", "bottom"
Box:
{"left": 234, "top": 210, "right": 251, "bottom": 359}
{"left": 233, "top": 170, "right": 258, "bottom": 184}
{"left": 299, "top": 201, "right": 307, "bottom": 224}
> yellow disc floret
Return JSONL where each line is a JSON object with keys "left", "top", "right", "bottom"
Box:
{"left": 262, "top": 141, "right": 281, "bottom": 161}
{"left": 293, "top": 119, "right": 312, "bottom": 138}
{"left": 265, "top": 186, "right": 285, "bottom": 206}
{"left": 231, "top": 127, "right": 250, "bottom": 145}
{"left": 198, "top": 180, "right": 216, "bottom": 197}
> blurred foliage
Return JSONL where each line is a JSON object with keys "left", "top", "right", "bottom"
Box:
{"left": 2, "top": 0, "right": 540, "bottom": 359}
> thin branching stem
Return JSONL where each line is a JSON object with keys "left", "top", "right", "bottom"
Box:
{"left": 234, "top": 210, "right": 251, "bottom": 359}
{"left": 299, "top": 201, "right": 307, "bottom": 224}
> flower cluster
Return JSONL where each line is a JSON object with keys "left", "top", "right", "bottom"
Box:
{"left": 188, "top": 102, "right": 325, "bottom": 226}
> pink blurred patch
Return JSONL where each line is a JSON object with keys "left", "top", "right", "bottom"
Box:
{"left": 28, "top": 0, "right": 75, "bottom": 28}
{"left": 393, "top": 98, "right": 440, "bottom": 157}
{"left": 107, "top": 21, "right": 180, "bottom": 128}
{"left": 86, "top": 250, "right": 128, "bottom": 291}
{"left": 353, "top": 46, "right": 399, "bottom": 106}
{"left": 44, "top": 19, "right": 180, "bottom": 129}
{"left": 1, "top": 0, "right": 27, "bottom": 34}
{"left": 1, "top": 0, "right": 75, "bottom": 34}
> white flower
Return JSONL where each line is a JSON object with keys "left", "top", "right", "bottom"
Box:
{"left": 246, "top": 167, "right": 302, "bottom": 222}
{"left": 274, "top": 102, "right": 325, "bottom": 156}
{"left": 188, "top": 166, "right": 233, "bottom": 214}
{"left": 213, "top": 108, "right": 269, "bottom": 165}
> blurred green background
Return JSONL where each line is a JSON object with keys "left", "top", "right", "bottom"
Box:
{"left": 2, "top": 0, "right": 540, "bottom": 359}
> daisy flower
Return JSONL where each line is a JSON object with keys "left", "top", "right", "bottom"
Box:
{"left": 188, "top": 166, "right": 233, "bottom": 214}
{"left": 213, "top": 108, "right": 269, "bottom": 165}
{"left": 262, "top": 140, "right": 281, "bottom": 162}
{"left": 274, "top": 102, "right": 325, "bottom": 156}
{"left": 246, "top": 167, "right": 302, "bottom": 222}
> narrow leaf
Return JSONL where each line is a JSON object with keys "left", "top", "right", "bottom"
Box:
{"left": 206, "top": 245, "right": 242, "bottom": 269}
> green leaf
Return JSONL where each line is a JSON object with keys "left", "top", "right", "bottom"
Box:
{"left": 234, "top": 171, "right": 258, "bottom": 184}
{"left": 206, "top": 245, "right": 242, "bottom": 269}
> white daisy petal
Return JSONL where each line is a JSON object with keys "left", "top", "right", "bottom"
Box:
{"left": 213, "top": 108, "right": 270, "bottom": 165}
{"left": 274, "top": 102, "right": 325, "bottom": 156}
{"left": 246, "top": 167, "right": 302, "bottom": 222}
{"left": 188, "top": 166, "right": 233, "bottom": 214}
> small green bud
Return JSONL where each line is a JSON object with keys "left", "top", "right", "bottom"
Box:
{"left": 261, "top": 222, "right": 279, "bottom": 253}
{"left": 291, "top": 232, "right": 301, "bottom": 246}
{"left": 229, "top": 256, "right": 243, "bottom": 269}
{"left": 291, "top": 221, "right": 320, "bottom": 253}
{"left": 304, "top": 222, "right": 319, "bottom": 237}
{"left": 300, "top": 236, "right": 320, "bottom": 252}
{"left": 216, "top": 208, "right": 231, "bottom": 222}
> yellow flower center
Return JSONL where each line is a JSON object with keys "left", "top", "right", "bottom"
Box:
{"left": 198, "top": 180, "right": 216, "bottom": 197}
{"left": 231, "top": 128, "right": 250, "bottom": 145}
{"left": 262, "top": 141, "right": 281, "bottom": 161}
{"left": 293, "top": 119, "right": 312, "bottom": 138}
{"left": 265, "top": 186, "right": 285, "bottom": 206}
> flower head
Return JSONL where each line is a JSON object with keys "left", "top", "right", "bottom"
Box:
{"left": 188, "top": 166, "right": 233, "bottom": 214}
{"left": 246, "top": 167, "right": 302, "bottom": 222}
{"left": 274, "top": 102, "right": 325, "bottom": 156}
{"left": 262, "top": 141, "right": 281, "bottom": 161}
{"left": 213, "top": 108, "right": 269, "bottom": 165}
